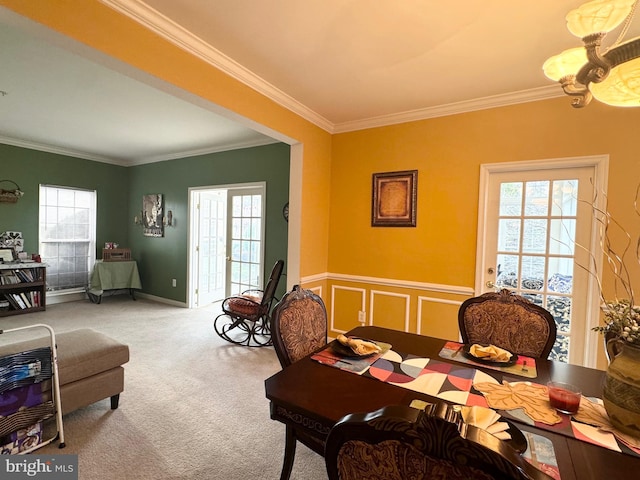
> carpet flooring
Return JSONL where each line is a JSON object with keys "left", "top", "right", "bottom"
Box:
{"left": 0, "top": 296, "right": 327, "bottom": 479}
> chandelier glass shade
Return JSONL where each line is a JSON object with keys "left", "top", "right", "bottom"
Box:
{"left": 543, "top": 0, "right": 640, "bottom": 107}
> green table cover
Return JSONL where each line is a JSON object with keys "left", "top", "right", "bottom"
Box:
{"left": 88, "top": 260, "right": 141, "bottom": 296}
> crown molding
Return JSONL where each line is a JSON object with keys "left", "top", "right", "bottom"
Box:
{"left": 0, "top": 135, "right": 130, "bottom": 165}
{"left": 133, "top": 136, "right": 280, "bottom": 165}
{"left": 333, "top": 86, "right": 564, "bottom": 133}
{"left": 100, "top": 0, "right": 334, "bottom": 133}
{"left": 0, "top": 134, "right": 279, "bottom": 166}
{"left": 100, "top": 1, "right": 564, "bottom": 136}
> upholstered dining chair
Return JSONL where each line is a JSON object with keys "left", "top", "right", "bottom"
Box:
{"left": 458, "top": 288, "right": 557, "bottom": 359}
{"left": 270, "top": 285, "right": 328, "bottom": 480}
{"left": 325, "top": 402, "right": 554, "bottom": 480}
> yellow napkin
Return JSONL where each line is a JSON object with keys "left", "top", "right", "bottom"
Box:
{"left": 336, "top": 334, "right": 381, "bottom": 355}
{"left": 469, "top": 344, "right": 512, "bottom": 362}
{"left": 461, "top": 406, "right": 512, "bottom": 440}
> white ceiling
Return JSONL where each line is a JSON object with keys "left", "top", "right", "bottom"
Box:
{"left": 1, "top": 1, "right": 637, "bottom": 166}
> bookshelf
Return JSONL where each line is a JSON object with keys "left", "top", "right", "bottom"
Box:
{"left": 0, "top": 263, "right": 46, "bottom": 317}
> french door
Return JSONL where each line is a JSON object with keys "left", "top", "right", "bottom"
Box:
{"left": 194, "top": 190, "right": 227, "bottom": 305}
{"left": 227, "top": 187, "right": 265, "bottom": 296}
{"left": 477, "top": 157, "right": 608, "bottom": 366}
{"left": 189, "top": 184, "right": 265, "bottom": 307}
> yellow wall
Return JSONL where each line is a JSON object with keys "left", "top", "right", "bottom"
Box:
{"left": 6, "top": 1, "right": 640, "bottom": 368}
{"left": 329, "top": 99, "right": 640, "bottom": 367}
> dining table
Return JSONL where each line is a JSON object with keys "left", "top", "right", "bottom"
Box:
{"left": 264, "top": 325, "right": 640, "bottom": 480}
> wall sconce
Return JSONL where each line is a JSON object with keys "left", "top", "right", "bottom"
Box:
{"left": 133, "top": 210, "right": 144, "bottom": 226}
{"left": 163, "top": 210, "right": 173, "bottom": 227}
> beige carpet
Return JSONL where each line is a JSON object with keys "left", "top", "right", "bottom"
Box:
{"left": 0, "top": 296, "right": 327, "bottom": 479}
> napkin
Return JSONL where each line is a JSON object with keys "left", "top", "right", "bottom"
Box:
{"left": 461, "top": 406, "right": 512, "bottom": 441}
{"left": 336, "top": 334, "right": 381, "bottom": 355}
{"left": 469, "top": 344, "right": 512, "bottom": 362}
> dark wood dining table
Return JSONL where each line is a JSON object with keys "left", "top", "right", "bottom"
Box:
{"left": 264, "top": 325, "right": 640, "bottom": 480}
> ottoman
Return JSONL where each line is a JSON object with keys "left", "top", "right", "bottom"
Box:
{"left": 0, "top": 328, "right": 130, "bottom": 415}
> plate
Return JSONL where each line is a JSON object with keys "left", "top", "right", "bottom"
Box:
{"left": 503, "top": 419, "right": 528, "bottom": 454}
{"left": 330, "top": 337, "right": 379, "bottom": 358}
{"left": 461, "top": 344, "right": 518, "bottom": 367}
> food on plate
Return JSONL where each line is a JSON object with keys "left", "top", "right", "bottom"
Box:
{"left": 461, "top": 406, "right": 512, "bottom": 440}
{"left": 469, "top": 344, "right": 512, "bottom": 362}
{"left": 336, "top": 334, "right": 381, "bottom": 356}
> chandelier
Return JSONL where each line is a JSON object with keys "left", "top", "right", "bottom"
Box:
{"left": 543, "top": 0, "right": 640, "bottom": 107}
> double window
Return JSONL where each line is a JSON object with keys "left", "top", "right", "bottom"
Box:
{"left": 38, "top": 185, "right": 96, "bottom": 293}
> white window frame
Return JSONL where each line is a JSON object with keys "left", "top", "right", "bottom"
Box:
{"left": 39, "top": 184, "right": 97, "bottom": 296}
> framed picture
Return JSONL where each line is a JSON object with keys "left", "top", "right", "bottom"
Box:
{"left": 142, "top": 193, "right": 164, "bottom": 237}
{"left": 0, "top": 248, "right": 15, "bottom": 262}
{"left": 371, "top": 170, "right": 418, "bottom": 227}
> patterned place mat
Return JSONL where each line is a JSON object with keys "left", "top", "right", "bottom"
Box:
{"left": 311, "top": 341, "right": 392, "bottom": 375}
{"left": 473, "top": 379, "right": 640, "bottom": 458}
{"left": 365, "top": 351, "right": 492, "bottom": 407}
{"left": 439, "top": 341, "right": 538, "bottom": 379}
{"left": 523, "top": 431, "right": 561, "bottom": 480}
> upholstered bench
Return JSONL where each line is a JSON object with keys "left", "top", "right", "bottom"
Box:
{"left": 0, "top": 328, "right": 129, "bottom": 415}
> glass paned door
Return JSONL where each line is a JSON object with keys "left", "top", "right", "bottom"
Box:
{"left": 483, "top": 165, "right": 597, "bottom": 364}
{"left": 195, "top": 190, "right": 227, "bottom": 305}
{"left": 227, "top": 188, "right": 265, "bottom": 296}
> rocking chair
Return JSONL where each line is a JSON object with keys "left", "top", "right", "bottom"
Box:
{"left": 214, "top": 260, "right": 284, "bottom": 347}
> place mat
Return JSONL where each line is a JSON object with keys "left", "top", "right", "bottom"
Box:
{"left": 311, "top": 340, "right": 392, "bottom": 375}
{"left": 522, "top": 431, "right": 561, "bottom": 480}
{"left": 364, "top": 351, "right": 492, "bottom": 407}
{"left": 473, "top": 380, "right": 640, "bottom": 458}
{"left": 439, "top": 341, "right": 538, "bottom": 379}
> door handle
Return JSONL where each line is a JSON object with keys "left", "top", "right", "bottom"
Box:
{"left": 485, "top": 280, "right": 495, "bottom": 289}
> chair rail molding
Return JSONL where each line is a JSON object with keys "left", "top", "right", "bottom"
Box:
{"left": 302, "top": 272, "right": 474, "bottom": 296}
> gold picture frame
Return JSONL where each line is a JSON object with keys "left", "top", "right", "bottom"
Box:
{"left": 372, "top": 170, "right": 417, "bottom": 227}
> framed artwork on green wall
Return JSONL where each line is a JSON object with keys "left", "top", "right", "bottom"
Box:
{"left": 143, "top": 193, "right": 164, "bottom": 237}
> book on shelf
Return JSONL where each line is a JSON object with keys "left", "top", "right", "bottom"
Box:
{"left": 0, "top": 272, "right": 20, "bottom": 285}
{"left": 19, "top": 292, "right": 32, "bottom": 308}
{"left": 7, "top": 293, "right": 25, "bottom": 309}
{"left": 29, "top": 290, "right": 40, "bottom": 307}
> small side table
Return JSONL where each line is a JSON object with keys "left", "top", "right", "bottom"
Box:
{"left": 87, "top": 260, "right": 142, "bottom": 304}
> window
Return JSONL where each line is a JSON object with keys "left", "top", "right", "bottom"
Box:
{"left": 39, "top": 185, "right": 96, "bottom": 293}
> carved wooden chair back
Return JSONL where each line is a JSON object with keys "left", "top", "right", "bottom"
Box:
{"left": 458, "top": 288, "right": 557, "bottom": 359}
{"left": 271, "top": 284, "right": 328, "bottom": 367}
{"left": 325, "top": 403, "right": 554, "bottom": 480}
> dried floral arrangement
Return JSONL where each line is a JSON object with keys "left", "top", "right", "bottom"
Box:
{"left": 587, "top": 184, "right": 640, "bottom": 347}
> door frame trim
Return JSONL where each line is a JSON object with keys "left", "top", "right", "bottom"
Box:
{"left": 475, "top": 155, "right": 609, "bottom": 367}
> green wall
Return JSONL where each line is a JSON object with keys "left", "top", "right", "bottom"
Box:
{"left": 127, "top": 143, "right": 291, "bottom": 302}
{"left": 0, "top": 143, "right": 129, "bottom": 254}
{"left": 0, "top": 142, "right": 290, "bottom": 303}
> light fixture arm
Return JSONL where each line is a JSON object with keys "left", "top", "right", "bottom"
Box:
{"left": 559, "top": 75, "right": 593, "bottom": 107}
{"left": 577, "top": 32, "right": 612, "bottom": 85}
